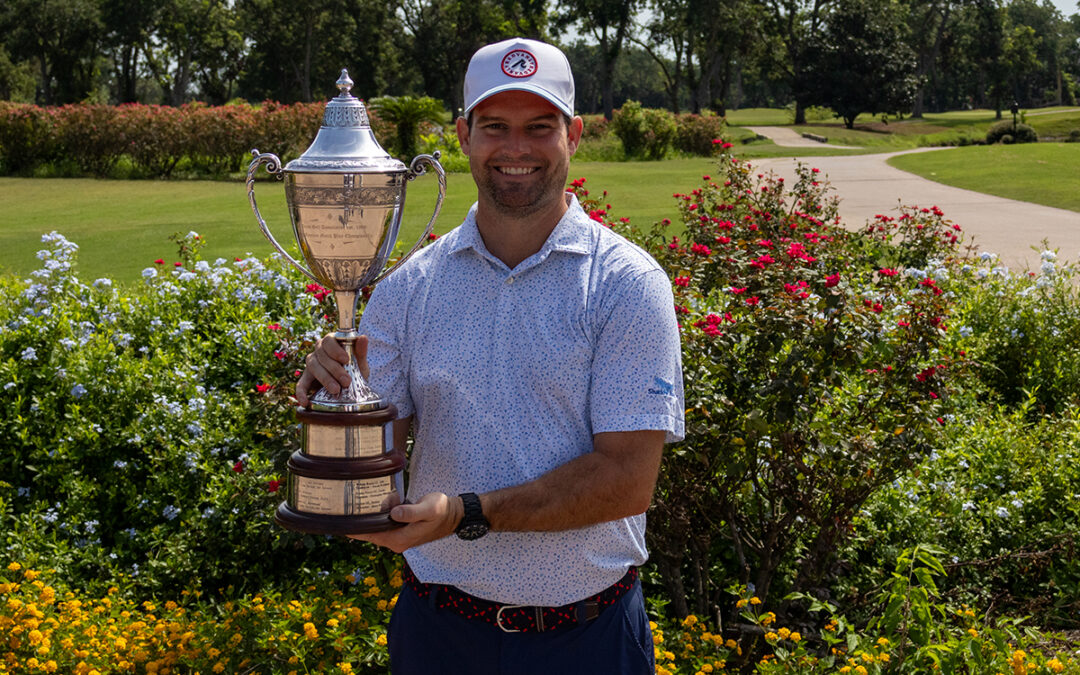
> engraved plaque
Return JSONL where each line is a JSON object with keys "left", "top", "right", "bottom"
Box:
{"left": 292, "top": 474, "right": 397, "bottom": 516}
{"left": 303, "top": 422, "right": 386, "bottom": 458}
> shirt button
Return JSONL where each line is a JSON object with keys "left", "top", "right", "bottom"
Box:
{"left": 506, "top": 276, "right": 514, "bottom": 285}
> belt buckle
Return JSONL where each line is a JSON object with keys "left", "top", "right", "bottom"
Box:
{"left": 495, "top": 604, "right": 527, "bottom": 633}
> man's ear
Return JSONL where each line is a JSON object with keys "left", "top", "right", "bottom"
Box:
{"left": 567, "top": 116, "right": 584, "bottom": 156}
{"left": 456, "top": 116, "right": 471, "bottom": 156}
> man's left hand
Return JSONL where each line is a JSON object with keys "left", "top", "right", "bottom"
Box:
{"left": 348, "top": 492, "right": 463, "bottom": 553}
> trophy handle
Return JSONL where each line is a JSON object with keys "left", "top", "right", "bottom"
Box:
{"left": 372, "top": 151, "right": 446, "bottom": 285}
{"left": 246, "top": 149, "right": 319, "bottom": 283}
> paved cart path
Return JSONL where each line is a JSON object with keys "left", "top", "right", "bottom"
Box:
{"left": 749, "top": 148, "right": 1080, "bottom": 272}
{"left": 745, "top": 126, "right": 859, "bottom": 149}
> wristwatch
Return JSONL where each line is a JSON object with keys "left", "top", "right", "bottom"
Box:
{"left": 455, "top": 492, "right": 490, "bottom": 540}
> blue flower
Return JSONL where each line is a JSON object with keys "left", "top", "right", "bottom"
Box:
{"left": 20, "top": 347, "right": 36, "bottom": 361}
{"left": 71, "top": 384, "right": 87, "bottom": 398}
{"left": 162, "top": 505, "right": 181, "bottom": 521}
{"left": 142, "top": 267, "right": 158, "bottom": 279}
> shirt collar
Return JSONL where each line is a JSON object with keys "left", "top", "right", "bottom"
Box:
{"left": 448, "top": 193, "right": 594, "bottom": 261}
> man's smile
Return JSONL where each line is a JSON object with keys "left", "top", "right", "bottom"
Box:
{"left": 496, "top": 166, "right": 539, "bottom": 176}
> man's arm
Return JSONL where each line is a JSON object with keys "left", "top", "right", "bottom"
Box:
{"left": 350, "top": 429, "right": 664, "bottom": 553}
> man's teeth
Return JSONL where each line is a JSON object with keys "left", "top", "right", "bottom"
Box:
{"left": 498, "top": 167, "right": 536, "bottom": 175}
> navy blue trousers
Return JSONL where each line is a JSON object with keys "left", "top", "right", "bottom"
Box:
{"left": 388, "top": 578, "right": 656, "bottom": 674}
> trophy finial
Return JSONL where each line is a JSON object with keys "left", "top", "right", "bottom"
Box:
{"left": 336, "top": 69, "right": 354, "bottom": 97}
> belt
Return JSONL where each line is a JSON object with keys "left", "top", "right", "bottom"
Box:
{"left": 402, "top": 565, "right": 638, "bottom": 633}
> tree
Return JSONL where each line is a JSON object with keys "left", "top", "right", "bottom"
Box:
{"left": 0, "top": 0, "right": 104, "bottom": 104}
{"left": 369, "top": 95, "right": 446, "bottom": 159}
{"left": 239, "top": 0, "right": 368, "bottom": 103}
{"left": 802, "top": 0, "right": 918, "bottom": 128}
{"left": 400, "top": 0, "right": 525, "bottom": 116}
{"left": 903, "top": 0, "right": 958, "bottom": 117}
{"left": 756, "top": 0, "right": 834, "bottom": 124}
{"left": 555, "top": 0, "right": 640, "bottom": 119}
{"left": 100, "top": 0, "right": 159, "bottom": 103}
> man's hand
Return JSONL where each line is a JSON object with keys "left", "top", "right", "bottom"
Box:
{"left": 296, "top": 334, "right": 369, "bottom": 407}
{"left": 348, "top": 492, "right": 463, "bottom": 553}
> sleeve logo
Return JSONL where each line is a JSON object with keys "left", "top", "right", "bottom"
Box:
{"left": 648, "top": 376, "right": 674, "bottom": 396}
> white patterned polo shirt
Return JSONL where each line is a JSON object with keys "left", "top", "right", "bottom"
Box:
{"left": 359, "top": 193, "right": 685, "bottom": 605}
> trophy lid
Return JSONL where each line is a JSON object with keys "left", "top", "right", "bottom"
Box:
{"left": 284, "top": 70, "right": 408, "bottom": 173}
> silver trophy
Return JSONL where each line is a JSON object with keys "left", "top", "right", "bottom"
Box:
{"left": 246, "top": 69, "right": 445, "bottom": 535}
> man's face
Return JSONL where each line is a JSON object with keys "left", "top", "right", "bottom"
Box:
{"left": 456, "top": 91, "right": 583, "bottom": 220}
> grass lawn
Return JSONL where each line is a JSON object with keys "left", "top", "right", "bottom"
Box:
{"left": 887, "top": 143, "right": 1080, "bottom": 213}
{"left": 0, "top": 159, "right": 721, "bottom": 283}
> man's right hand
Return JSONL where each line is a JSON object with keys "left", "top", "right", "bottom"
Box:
{"left": 295, "top": 333, "right": 370, "bottom": 408}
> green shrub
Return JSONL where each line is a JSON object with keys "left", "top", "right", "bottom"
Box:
{"left": 1067, "top": 129, "right": 1080, "bottom": 143}
{"left": 0, "top": 232, "right": 392, "bottom": 598}
{"left": 0, "top": 103, "right": 60, "bottom": 173}
{"left": 573, "top": 155, "right": 961, "bottom": 619}
{"left": 986, "top": 120, "right": 1038, "bottom": 144}
{"left": 673, "top": 112, "right": 726, "bottom": 156}
{"left": 610, "top": 100, "right": 676, "bottom": 160}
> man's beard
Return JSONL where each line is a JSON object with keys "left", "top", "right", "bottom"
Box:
{"left": 475, "top": 157, "right": 568, "bottom": 219}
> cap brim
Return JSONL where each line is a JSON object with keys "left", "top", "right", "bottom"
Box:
{"left": 464, "top": 82, "right": 573, "bottom": 118}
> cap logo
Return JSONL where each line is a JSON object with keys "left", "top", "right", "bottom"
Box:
{"left": 501, "top": 49, "right": 538, "bottom": 78}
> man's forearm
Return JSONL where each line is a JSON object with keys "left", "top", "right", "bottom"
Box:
{"left": 477, "top": 430, "right": 665, "bottom": 532}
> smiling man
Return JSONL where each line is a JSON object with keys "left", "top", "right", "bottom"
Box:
{"left": 297, "top": 38, "right": 684, "bottom": 674}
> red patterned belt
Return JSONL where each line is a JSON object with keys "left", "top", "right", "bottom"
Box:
{"left": 402, "top": 564, "right": 639, "bottom": 633}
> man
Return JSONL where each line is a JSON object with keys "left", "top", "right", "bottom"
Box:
{"left": 297, "top": 38, "right": 684, "bottom": 674}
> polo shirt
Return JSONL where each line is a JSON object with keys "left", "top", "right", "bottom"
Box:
{"left": 359, "top": 194, "right": 684, "bottom": 605}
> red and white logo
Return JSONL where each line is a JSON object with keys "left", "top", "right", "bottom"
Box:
{"left": 501, "top": 49, "right": 538, "bottom": 78}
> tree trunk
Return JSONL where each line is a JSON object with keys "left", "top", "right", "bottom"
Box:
{"left": 794, "top": 100, "right": 806, "bottom": 125}
{"left": 655, "top": 552, "right": 690, "bottom": 618}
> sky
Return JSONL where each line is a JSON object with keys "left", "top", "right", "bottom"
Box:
{"left": 1051, "top": 0, "right": 1078, "bottom": 16}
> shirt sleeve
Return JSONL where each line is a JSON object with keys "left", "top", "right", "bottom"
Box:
{"left": 357, "top": 277, "right": 414, "bottom": 419}
{"left": 589, "top": 268, "right": 685, "bottom": 443}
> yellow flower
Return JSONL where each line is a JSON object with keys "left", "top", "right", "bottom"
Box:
{"left": 683, "top": 614, "right": 698, "bottom": 627}
{"left": 338, "top": 663, "right": 353, "bottom": 674}
{"left": 212, "top": 663, "right": 225, "bottom": 674}
{"left": 877, "top": 637, "right": 889, "bottom": 646}
{"left": 765, "top": 632, "right": 778, "bottom": 641}
{"left": 839, "top": 668, "right": 852, "bottom": 674}
{"left": 702, "top": 666, "right": 714, "bottom": 673}
{"left": 777, "top": 627, "right": 790, "bottom": 639}
{"left": 725, "top": 639, "right": 737, "bottom": 649}
{"left": 760, "top": 612, "right": 776, "bottom": 626}
{"left": 376, "top": 634, "right": 387, "bottom": 646}
{"left": 326, "top": 618, "right": 339, "bottom": 628}
{"left": 749, "top": 597, "right": 762, "bottom": 605}
{"left": 879, "top": 653, "right": 891, "bottom": 663}
{"left": 1047, "top": 659, "right": 1064, "bottom": 673}
{"left": 790, "top": 631, "right": 801, "bottom": 642}
{"left": 43, "top": 661, "right": 58, "bottom": 673}
{"left": 968, "top": 628, "right": 978, "bottom": 638}
{"left": 377, "top": 600, "right": 388, "bottom": 611}
{"left": 664, "top": 651, "right": 675, "bottom": 661}
{"left": 363, "top": 577, "right": 377, "bottom": 587}
{"left": 735, "top": 599, "right": 747, "bottom": 608}
{"left": 7, "top": 563, "right": 21, "bottom": 571}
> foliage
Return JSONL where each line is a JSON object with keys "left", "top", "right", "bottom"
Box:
{"left": 369, "top": 95, "right": 445, "bottom": 160}
{"left": 0, "top": 231, "right": 398, "bottom": 598}
{"left": 0, "top": 559, "right": 400, "bottom": 674}
{"left": 0, "top": 101, "right": 393, "bottom": 178}
{"left": 986, "top": 120, "right": 1039, "bottom": 143}
{"left": 570, "top": 152, "right": 965, "bottom": 623}
{"left": 800, "top": 0, "right": 919, "bottom": 128}
{"left": 673, "top": 112, "right": 726, "bottom": 156}
{"left": 610, "top": 100, "right": 678, "bottom": 159}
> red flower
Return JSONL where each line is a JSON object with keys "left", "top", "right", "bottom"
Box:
{"left": 256, "top": 383, "right": 271, "bottom": 393}
{"left": 294, "top": 369, "right": 302, "bottom": 377}
{"left": 729, "top": 286, "right": 748, "bottom": 294}
{"left": 233, "top": 460, "right": 244, "bottom": 473}
{"left": 266, "top": 323, "right": 282, "bottom": 331}
{"left": 745, "top": 296, "right": 760, "bottom": 306}
{"left": 690, "top": 243, "right": 712, "bottom": 256}
{"left": 154, "top": 258, "right": 164, "bottom": 265}
{"left": 879, "top": 268, "right": 899, "bottom": 277}
{"left": 267, "top": 480, "right": 281, "bottom": 493}
{"left": 427, "top": 232, "right": 439, "bottom": 241}
{"left": 673, "top": 276, "right": 691, "bottom": 288}
{"left": 174, "top": 261, "right": 182, "bottom": 267}
{"left": 825, "top": 274, "right": 840, "bottom": 287}
{"left": 273, "top": 350, "right": 287, "bottom": 361}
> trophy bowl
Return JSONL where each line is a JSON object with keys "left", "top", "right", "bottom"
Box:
{"left": 246, "top": 69, "right": 445, "bottom": 535}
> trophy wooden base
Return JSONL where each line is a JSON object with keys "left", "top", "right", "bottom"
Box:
{"left": 274, "top": 502, "right": 401, "bottom": 536}
{"left": 277, "top": 404, "right": 407, "bottom": 535}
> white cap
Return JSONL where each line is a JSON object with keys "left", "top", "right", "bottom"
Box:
{"left": 463, "top": 38, "right": 575, "bottom": 118}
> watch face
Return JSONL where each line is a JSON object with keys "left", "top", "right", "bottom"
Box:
{"left": 501, "top": 49, "right": 538, "bottom": 78}
{"left": 457, "top": 523, "right": 489, "bottom": 541}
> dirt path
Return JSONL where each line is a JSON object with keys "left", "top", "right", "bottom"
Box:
{"left": 750, "top": 148, "right": 1080, "bottom": 271}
